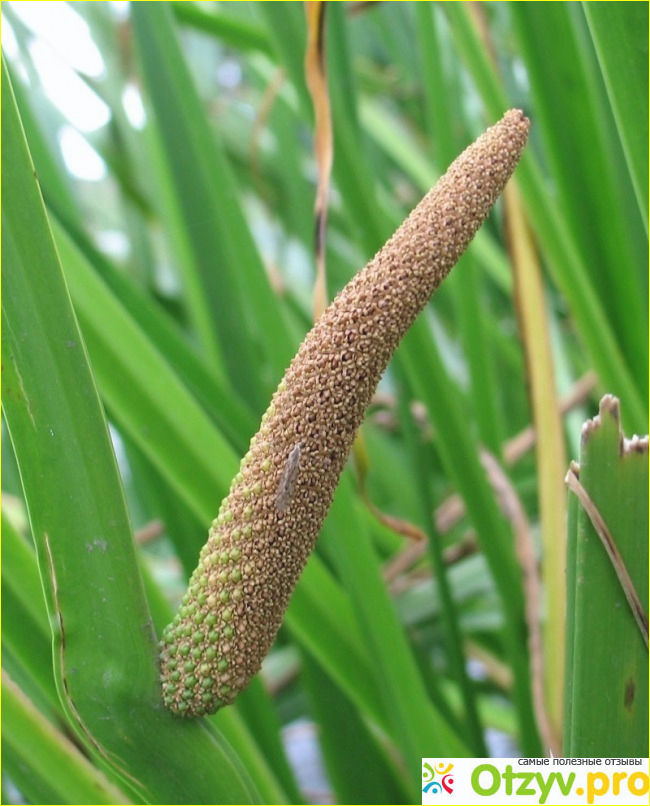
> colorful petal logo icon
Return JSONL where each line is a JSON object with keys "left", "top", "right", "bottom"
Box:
{"left": 422, "top": 761, "right": 454, "bottom": 794}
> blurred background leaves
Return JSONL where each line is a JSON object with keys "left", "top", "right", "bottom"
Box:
{"left": 2, "top": 2, "right": 647, "bottom": 803}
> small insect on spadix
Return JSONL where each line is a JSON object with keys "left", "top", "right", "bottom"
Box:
{"left": 276, "top": 443, "right": 303, "bottom": 512}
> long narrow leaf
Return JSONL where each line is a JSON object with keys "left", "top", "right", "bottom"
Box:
{"left": 583, "top": 2, "right": 649, "bottom": 231}
{"left": 563, "top": 397, "right": 648, "bottom": 756}
{"left": 443, "top": 2, "right": 646, "bottom": 432}
{"left": 2, "top": 59, "right": 259, "bottom": 805}
{"left": 2, "top": 673, "right": 131, "bottom": 806}
{"left": 131, "top": 2, "right": 294, "bottom": 409}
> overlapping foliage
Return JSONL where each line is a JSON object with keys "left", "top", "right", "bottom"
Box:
{"left": 2, "top": 3, "right": 647, "bottom": 803}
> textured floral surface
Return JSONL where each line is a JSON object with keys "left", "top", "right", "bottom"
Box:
{"left": 159, "top": 109, "right": 530, "bottom": 716}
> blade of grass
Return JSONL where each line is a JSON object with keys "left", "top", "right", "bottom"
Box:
{"left": 2, "top": 673, "right": 132, "bottom": 806}
{"left": 399, "top": 318, "right": 542, "bottom": 756}
{"left": 325, "top": 1, "right": 396, "bottom": 254}
{"left": 412, "top": 3, "right": 463, "bottom": 167}
{"left": 563, "top": 396, "right": 648, "bottom": 756}
{"left": 2, "top": 60, "right": 260, "bottom": 804}
{"left": 258, "top": 0, "right": 394, "bottom": 257}
{"left": 2, "top": 56, "right": 79, "bottom": 222}
{"left": 51, "top": 220, "right": 240, "bottom": 521}
{"left": 442, "top": 2, "right": 646, "bottom": 432}
{"left": 131, "top": 1, "right": 294, "bottom": 408}
{"left": 51, "top": 227, "right": 296, "bottom": 801}
{"left": 54, "top": 212, "right": 257, "bottom": 450}
{"left": 583, "top": 2, "right": 649, "bottom": 233}
{"left": 171, "top": 1, "right": 274, "bottom": 57}
{"left": 255, "top": 0, "right": 311, "bottom": 116}
{"left": 395, "top": 365, "right": 488, "bottom": 756}
{"left": 505, "top": 181, "right": 567, "bottom": 747}
{"left": 1, "top": 514, "right": 61, "bottom": 718}
{"left": 292, "top": 542, "right": 468, "bottom": 758}
{"left": 373, "top": 4, "right": 508, "bottom": 455}
{"left": 287, "top": 553, "right": 389, "bottom": 731}
{"left": 6, "top": 41, "right": 258, "bottom": 459}
{"left": 322, "top": 478, "right": 470, "bottom": 787}
{"left": 228, "top": 680, "right": 304, "bottom": 805}
{"left": 301, "top": 653, "right": 411, "bottom": 804}
{"left": 304, "top": 0, "right": 333, "bottom": 321}
{"left": 510, "top": 2, "right": 647, "bottom": 390}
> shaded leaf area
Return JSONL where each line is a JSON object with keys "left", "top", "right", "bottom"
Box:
{"left": 2, "top": 2, "right": 647, "bottom": 803}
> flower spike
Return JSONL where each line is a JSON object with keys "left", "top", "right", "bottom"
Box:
{"left": 159, "top": 109, "right": 530, "bottom": 716}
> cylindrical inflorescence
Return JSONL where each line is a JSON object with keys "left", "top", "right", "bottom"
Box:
{"left": 159, "top": 109, "right": 530, "bottom": 716}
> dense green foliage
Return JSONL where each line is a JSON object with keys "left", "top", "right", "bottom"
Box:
{"left": 2, "top": 2, "right": 647, "bottom": 803}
